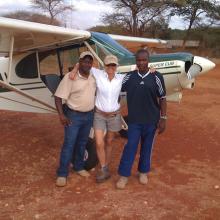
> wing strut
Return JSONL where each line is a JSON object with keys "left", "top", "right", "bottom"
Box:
{"left": 7, "top": 35, "right": 14, "bottom": 83}
{"left": 0, "top": 80, "right": 57, "bottom": 112}
{"left": 84, "top": 41, "right": 104, "bottom": 67}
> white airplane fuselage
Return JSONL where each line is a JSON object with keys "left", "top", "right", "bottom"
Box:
{"left": 0, "top": 32, "right": 216, "bottom": 113}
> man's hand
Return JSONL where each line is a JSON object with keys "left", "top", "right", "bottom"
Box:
{"left": 69, "top": 63, "right": 79, "bottom": 80}
{"left": 59, "top": 114, "right": 72, "bottom": 126}
{"left": 157, "top": 118, "right": 166, "bottom": 134}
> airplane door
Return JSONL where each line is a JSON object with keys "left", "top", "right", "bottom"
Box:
{"left": 38, "top": 50, "right": 62, "bottom": 94}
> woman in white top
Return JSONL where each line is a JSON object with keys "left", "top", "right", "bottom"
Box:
{"left": 70, "top": 55, "right": 125, "bottom": 183}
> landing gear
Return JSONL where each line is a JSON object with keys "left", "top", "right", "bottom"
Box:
{"left": 71, "top": 137, "right": 98, "bottom": 171}
{"left": 84, "top": 138, "right": 98, "bottom": 171}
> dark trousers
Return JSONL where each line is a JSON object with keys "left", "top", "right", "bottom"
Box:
{"left": 57, "top": 106, "right": 93, "bottom": 177}
{"left": 118, "top": 123, "right": 157, "bottom": 177}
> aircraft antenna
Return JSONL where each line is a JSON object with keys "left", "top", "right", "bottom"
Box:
{"left": 70, "top": 0, "right": 73, "bottom": 28}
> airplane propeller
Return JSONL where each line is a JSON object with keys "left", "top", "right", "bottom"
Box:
{"left": 187, "top": 56, "right": 216, "bottom": 79}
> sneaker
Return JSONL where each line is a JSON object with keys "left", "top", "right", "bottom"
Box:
{"left": 56, "top": 177, "right": 67, "bottom": 187}
{"left": 76, "top": 169, "right": 90, "bottom": 177}
{"left": 139, "top": 173, "right": 148, "bottom": 185}
{"left": 96, "top": 166, "right": 111, "bottom": 183}
{"left": 116, "top": 176, "right": 128, "bottom": 189}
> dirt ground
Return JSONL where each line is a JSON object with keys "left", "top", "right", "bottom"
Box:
{"left": 0, "top": 64, "right": 220, "bottom": 220}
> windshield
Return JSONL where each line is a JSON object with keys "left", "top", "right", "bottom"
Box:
{"left": 90, "top": 32, "right": 135, "bottom": 66}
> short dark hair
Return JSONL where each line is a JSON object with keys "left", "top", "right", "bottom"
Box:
{"left": 135, "top": 49, "right": 150, "bottom": 59}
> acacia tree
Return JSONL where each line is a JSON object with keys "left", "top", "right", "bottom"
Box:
{"left": 31, "top": 0, "right": 74, "bottom": 24}
{"left": 3, "top": 11, "right": 61, "bottom": 26}
{"left": 99, "top": 0, "right": 171, "bottom": 36}
{"left": 171, "top": 0, "right": 220, "bottom": 47}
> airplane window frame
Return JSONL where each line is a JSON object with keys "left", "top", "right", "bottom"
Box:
{"left": 15, "top": 52, "right": 38, "bottom": 79}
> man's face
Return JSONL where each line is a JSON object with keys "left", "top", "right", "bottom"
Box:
{"left": 136, "top": 52, "right": 149, "bottom": 73}
{"left": 79, "top": 56, "right": 93, "bottom": 74}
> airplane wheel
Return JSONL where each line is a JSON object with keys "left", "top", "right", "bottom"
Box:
{"left": 84, "top": 138, "right": 98, "bottom": 171}
{"left": 119, "top": 116, "right": 128, "bottom": 138}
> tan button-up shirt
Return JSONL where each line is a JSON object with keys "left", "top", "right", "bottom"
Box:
{"left": 55, "top": 72, "right": 96, "bottom": 112}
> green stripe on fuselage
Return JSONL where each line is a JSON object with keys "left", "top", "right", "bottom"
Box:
{"left": 118, "top": 52, "right": 194, "bottom": 66}
{"left": 149, "top": 52, "right": 194, "bottom": 63}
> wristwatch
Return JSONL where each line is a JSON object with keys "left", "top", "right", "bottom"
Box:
{"left": 160, "top": 115, "right": 167, "bottom": 120}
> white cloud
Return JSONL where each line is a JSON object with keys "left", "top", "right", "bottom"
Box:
{"left": 66, "top": 0, "right": 113, "bottom": 29}
{"left": 169, "top": 16, "right": 186, "bottom": 30}
{"left": 0, "top": 0, "right": 31, "bottom": 15}
{"left": 0, "top": 0, "right": 112, "bottom": 29}
{"left": 0, "top": 0, "right": 186, "bottom": 31}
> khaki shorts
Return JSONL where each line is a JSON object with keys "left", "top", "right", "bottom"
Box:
{"left": 93, "top": 111, "right": 122, "bottom": 132}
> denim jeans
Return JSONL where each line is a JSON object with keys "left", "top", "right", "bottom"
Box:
{"left": 118, "top": 123, "right": 157, "bottom": 177}
{"left": 57, "top": 106, "right": 94, "bottom": 177}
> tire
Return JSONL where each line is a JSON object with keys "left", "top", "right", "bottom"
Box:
{"left": 119, "top": 115, "right": 128, "bottom": 138}
{"left": 84, "top": 138, "right": 98, "bottom": 171}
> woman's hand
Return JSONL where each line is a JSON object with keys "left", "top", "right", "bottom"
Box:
{"left": 149, "top": 65, "right": 156, "bottom": 73}
{"left": 69, "top": 63, "right": 79, "bottom": 80}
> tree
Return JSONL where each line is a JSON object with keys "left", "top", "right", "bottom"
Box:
{"left": 3, "top": 11, "right": 61, "bottom": 26}
{"left": 171, "top": 0, "right": 220, "bottom": 48}
{"left": 99, "top": 0, "right": 171, "bottom": 37}
{"left": 147, "top": 16, "right": 171, "bottom": 39}
{"left": 89, "top": 24, "right": 126, "bottom": 35}
{"left": 31, "top": 0, "right": 74, "bottom": 24}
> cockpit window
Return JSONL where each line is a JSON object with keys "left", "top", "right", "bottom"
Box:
{"left": 15, "top": 53, "right": 38, "bottom": 78}
{"left": 90, "top": 32, "right": 135, "bottom": 66}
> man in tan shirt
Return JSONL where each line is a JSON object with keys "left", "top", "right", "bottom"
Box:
{"left": 55, "top": 51, "right": 96, "bottom": 187}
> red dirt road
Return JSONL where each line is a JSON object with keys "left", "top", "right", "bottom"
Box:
{"left": 0, "top": 65, "right": 220, "bottom": 220}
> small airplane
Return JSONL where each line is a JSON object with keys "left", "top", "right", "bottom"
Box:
{"left": 0, "top": 17, "right": 216, "bottom": 114}
{"left": 0, "top": 17, "right": 216, "bottom": 169}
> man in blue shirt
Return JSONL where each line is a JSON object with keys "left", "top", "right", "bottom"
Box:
{"left": 116, "top": 49, "right": 167, "bottom": 189}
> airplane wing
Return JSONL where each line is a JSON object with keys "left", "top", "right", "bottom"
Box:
{"left": 0, "top": 17, "right": 91, "bottom": 55}
{"left": 109, "top": 34, "right": 167, "bottom": 52}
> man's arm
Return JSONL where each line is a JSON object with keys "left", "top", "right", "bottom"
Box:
{"left": 121, "top": 72, "right": 132, "bottom": 92}
{"left": 155, "top": 72, "right": 167, "bottom": 134}
{"left": 158, "top": 98, "right": 167, "bottom": 134}
{"left": 55, "top": 96, "right": 71, "bottom": 126}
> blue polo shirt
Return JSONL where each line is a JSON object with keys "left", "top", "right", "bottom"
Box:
{"left": 121, "top": 70, "right": 166, "bottom": 125}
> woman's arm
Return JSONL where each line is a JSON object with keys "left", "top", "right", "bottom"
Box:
{"left": 69, "top": 63, "right": 79, "bottom": 80}
{"left": 69, "top": 64, "right": 101, "bottom": 80}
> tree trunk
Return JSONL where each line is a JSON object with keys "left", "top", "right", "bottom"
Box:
{"left": 182, "top": 8, "right": 197, "bottom": 49}
{"left": 132, "top": 12, "right": 138, "bottom": 36}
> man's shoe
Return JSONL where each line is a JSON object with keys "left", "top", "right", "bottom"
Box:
{"left": 116, "top": 176, "right": 128, "bottom": 189}
{"left": 56, "top": 177, "right": 67, "bottom": 187}
{"left": 76, "top": 169, "right": 90, "bottom": 177}
{"left": 139, "top": 173, "right": 148, "bottom": 185}
{"left": 96, "top": 166, "right": 111, "bottom": 183}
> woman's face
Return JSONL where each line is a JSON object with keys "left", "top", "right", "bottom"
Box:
{"left": 104, "top": 64, "right": 117, "bottom": 75}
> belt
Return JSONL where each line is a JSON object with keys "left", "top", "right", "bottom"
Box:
{"left": 72, "top": 109, "right": 93, "bottom": 113}
{"left": 95, "top": 107, "right": 120, "bottom": 117}
{"left": 63, "top": 104, "right": 93, "bottom": 113}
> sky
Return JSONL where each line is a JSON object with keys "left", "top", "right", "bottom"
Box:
{"left": 0, "top": 0, "right": 186, "bottom": 30}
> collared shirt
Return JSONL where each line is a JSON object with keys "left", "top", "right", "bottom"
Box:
{"left": 122, "top": 70, "right": 166, "bottom": 124}
{"left": 91, "top": 67, "right": 125, "bottom": 112}
{"left": 55, "top": 72, "right": 96, "bottom": 112}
